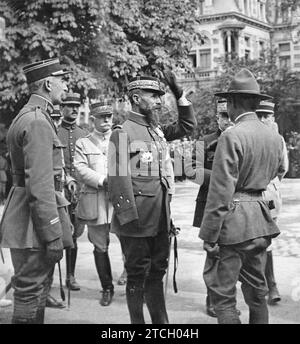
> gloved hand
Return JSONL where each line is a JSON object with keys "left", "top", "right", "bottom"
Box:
{"left": 45, "top": 237, "right": 64, "bottom": 265}
{"left": 203, "top": 241, "right": 220, "bottom": 259}
{"left": 163, "top": 70, "right": 183, "bottom": 100}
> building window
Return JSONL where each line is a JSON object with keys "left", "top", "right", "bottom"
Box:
{"left": 279, "top": 56, "right": 291, "bottom": 69}
{"left": 281, "top": 8, "right": 289, "bottom": 22}
{"left": 260, "top": 4, "right": 263, "bottom": 20}
{"left": 245, "top": 49, "right": 251, "bottom": 61}
{"left": 259, "top": 41, "right": 265, "bottom": 58}
{"left": 245, "top": 36, "right": 251, "bottom": 48}
{"left": 189, "top": 52, "right": 197, "bottom": 68}
{"left": 199, "top": 49, "right": 211, "bottom": 69}
{"left": 279, "top": 43, "right": 291, "bottom": 52}
{"left": 244, "top": 0, "right": 248, "bottom": 15}
{"left": 198, "top": 0, "right": 204, "bottom": 15}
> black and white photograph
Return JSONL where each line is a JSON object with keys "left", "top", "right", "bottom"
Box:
{"left": 0, "top": 0, "right": 300, "bottom": 327}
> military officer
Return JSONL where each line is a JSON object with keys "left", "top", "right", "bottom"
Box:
{"left": 57, "top": 92, "right": 87, "bottom": 290}
{"left": 256, "top": 100, "right": 289, "bottom": 305}
{"left": 108, "top": 72, "right": 196, "bottom": 324}
{"left": 75, "top": 100, "right": 116, "bottom": 306}
{"left": 189, "top": 99, "right": 233, "bottom": 318}
{"left": 199, "top": 69, "right": 286, "bottom": 324}
{"left": 50, "top": 105, "right": 63, "bottom": 129}
{"left": 0, "top": 58, "right": 73, "bottom": 324}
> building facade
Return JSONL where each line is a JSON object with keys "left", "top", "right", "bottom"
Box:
{"left": 179, "top": 0, "right": 300, "bottom": 89}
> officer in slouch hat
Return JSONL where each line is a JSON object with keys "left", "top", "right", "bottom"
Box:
{"left": 199, "top": 69, "right": 285, "bottom": 324}
{"left": 0, "top": 58, "right": 73, "bottom": 324}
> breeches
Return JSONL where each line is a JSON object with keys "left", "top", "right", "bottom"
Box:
{"left": 120, "top": 229, "right": 169, "bottom": 287}
{"left": 204, "top": 237, "right": 271, "bottom": 312}
{"left": 88, "top": 224, "right": 110, "bottom": 253}
{"left": 10, "top": 248, "right": 54, "bottom": 321}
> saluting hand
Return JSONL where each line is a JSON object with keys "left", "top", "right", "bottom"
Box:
{"left": 163, "top": 69, "right": 183, "bottom": 100}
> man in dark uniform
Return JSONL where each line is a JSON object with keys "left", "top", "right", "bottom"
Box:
{"left": 108, "top": 72, "right": 196, "bottom": 324}
{"left": 191, "top": 99, "right": 233, "bottom": 317}
{"left": 50, "top": 105, "right": 62, "bottom": 129}
{"left": 0, "top": 58, "right": 73, "bottom": 324}
{"left": 57, "top": 92, "right": 87, "bottom": 290}
{"left": 199, "top": 69, "right": 285, "bottom": 324}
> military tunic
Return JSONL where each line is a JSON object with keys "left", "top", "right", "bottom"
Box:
{"left": 199, "top": 113, "right": 285, "bottom": 322}
{"left": 57, "top": 119, "right": 87, "bottom": 180}
{"left": 108, "top": 105, "right": 196, "bottom": 238}
{"left": 108, "top": 103, "right": 196, "bottom": 288}
{"left": 57, "top": 119, "right": 87, "bottom": 238}
{"left": 0, "top": 94, "right": 73, "bottom": 323}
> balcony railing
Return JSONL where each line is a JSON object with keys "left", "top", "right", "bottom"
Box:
{"left": 179, "top": 69, "right": 217, "bottom": 80}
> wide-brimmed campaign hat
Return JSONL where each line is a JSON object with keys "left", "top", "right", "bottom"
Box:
{"left": 62, "top": 92, "right": 81, "bottom": 106}
{"left": 215, "top": 68, "right": 272, "bottom": 100}
{"left": 256, "top": 100, "right": 275, "bottom": 114}
{"left": 90, "top": 99, "right": 113, "bottom": 117}
{"left": 23, "top": 58, "right": 70, "bottom": 84}
{"left": 127, "top": 76, "right": 165, "bottom": 96}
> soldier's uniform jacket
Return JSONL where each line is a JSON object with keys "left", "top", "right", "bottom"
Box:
{"left": 200, "top": 113, "right": 285, "bottom": 245}
{"left": 57, "top": 119, "right": 87, "bottom": 181}
{"left": 193, "top": 129, "right": 221, "bottom": 227}
{"left": 74, "top": 130, "right": 113, "bottom": 225}
{"left": 0, "top": 94, "right": 73, "bottom": 249}
{"left": 108, "top": 104, "right": 196, "bottom": 237}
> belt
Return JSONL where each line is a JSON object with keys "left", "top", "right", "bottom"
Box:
{"left": 233, "top": 191, "right": 263, "bottom": 202}
{"left": 12, "top": 174, "right": 63, "bottom": 192}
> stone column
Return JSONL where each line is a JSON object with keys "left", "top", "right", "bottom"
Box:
{"left": 227, "top": 30, "right": 232, "bottom": 58}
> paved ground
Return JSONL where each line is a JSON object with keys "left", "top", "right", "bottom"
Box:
{"left": 1, "top": 179, "right": 300, "bottom": 324}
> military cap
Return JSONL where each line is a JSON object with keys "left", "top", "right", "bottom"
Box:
{"left": 62, "top": 92, "right": 81, "bottom": 106}
{"left": 50, "top": 105, "right": 62, "bottom": 119}
{"left": 215, "top": 68, "right": 272, "bottom": 100}
{"left": 256, "top": 100, "right": 275, "bottom": 114}
{"left": 90, "top": 99, "right": 113, "bottom": 117}
{"left": 217, "top": 99, "right": 227, "bottom": 114}
{"left": 127, "top": 76, "right": 165, "bottom": 96}
{"left": 23, "top": 58, "right": 70, "bottom": 84}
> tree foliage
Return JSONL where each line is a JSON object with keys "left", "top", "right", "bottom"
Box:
{"left": 0, "top": 0, "right": 201, "bottom": 125}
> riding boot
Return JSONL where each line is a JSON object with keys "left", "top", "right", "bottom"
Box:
{"left": 93, "top": 250, "right": 114, "bottom": 306}
{"left": 265, "top": 251, "right": 281, "bottom": 305}
{"left": 126, "top": 285, "right": 145, "bottom": 324}
{"left": 66, "top": 247, "right": 80, "bottom": 290}
{"left": 144, "top": 279, "right": 169, "bottom": 324}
